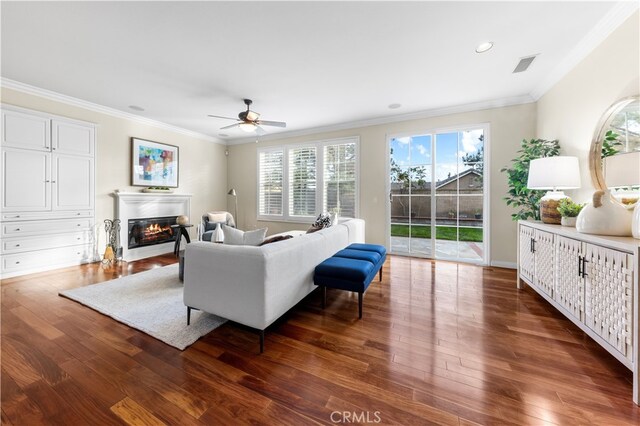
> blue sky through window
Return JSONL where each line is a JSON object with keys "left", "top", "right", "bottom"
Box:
{"left": 391, "top": 129, "right": 483, "bottom": 181}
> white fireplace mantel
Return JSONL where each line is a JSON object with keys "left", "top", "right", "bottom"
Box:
{"left": 114, "top": 191, "right": 192, "bottom": 261}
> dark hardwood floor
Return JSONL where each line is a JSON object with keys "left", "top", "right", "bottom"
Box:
{"left": 2, "top": 254, "right": 639, "bottom": 425}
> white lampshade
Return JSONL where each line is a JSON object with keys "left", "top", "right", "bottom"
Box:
{"left": 604, "top": 152, "right": 640, "bottom": 188}
{"left": 527, "top": 156, "right": 581, "bottom": 190}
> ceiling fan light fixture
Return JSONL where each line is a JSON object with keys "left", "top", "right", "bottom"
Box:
{"left": 239, "top": 122, "right": 256, "bottom": 133}
{"left": 246, "top": 111, "right": 260, "bottom": 121}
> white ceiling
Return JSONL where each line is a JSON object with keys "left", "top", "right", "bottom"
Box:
{"left": 0, "top": 1, "right": 632, "bottom": 144}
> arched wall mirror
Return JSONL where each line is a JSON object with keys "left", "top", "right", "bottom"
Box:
{"left": 589, "top": 95, "right": 640, "bottom": 205}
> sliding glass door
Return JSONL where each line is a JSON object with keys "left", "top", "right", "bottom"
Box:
{"left": 390, "top": 135, "right": 432, "bottom": 257}
{"left": 389, "top": 127, "right": 487, "bottom": 264}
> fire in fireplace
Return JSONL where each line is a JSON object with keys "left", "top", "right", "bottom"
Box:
{"left": 128, "top": 216, "right": 177, "bottom": 249}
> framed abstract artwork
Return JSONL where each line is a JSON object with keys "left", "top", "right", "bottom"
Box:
{"left": 131, "top": 138, "right": 179, "bottom": 187}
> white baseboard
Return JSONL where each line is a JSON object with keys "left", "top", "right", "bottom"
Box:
{"left": 490, "top": 260, "right": 517, "bottom": 269}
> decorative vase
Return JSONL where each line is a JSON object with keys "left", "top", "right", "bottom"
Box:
{"left": 560, "top": 216, "right": 577, "bottom": 227}
{"left": 176, "top": 215, "right": 189, "bottom": 226}
{"left": 576, "top": 190, "right": 632, "bottom": 236}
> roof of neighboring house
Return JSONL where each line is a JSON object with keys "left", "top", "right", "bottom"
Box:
{"left": 391, "top": 169, "right": 482, "bottom": 191}
{"left": 435, "top": 169, "right": 482, "bottom": 189}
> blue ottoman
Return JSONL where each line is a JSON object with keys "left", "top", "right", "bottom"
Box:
{"left": 314, "top": 243, "right": 387, "bottom": 319}
{"left": 334, "top": 247, "right": 386, "bottom": 282}
{"left": 347, "top": 243, "right": 387, "bottom": 257}
{"left": 314, "top": 257, "right": 376, "bottom": 318}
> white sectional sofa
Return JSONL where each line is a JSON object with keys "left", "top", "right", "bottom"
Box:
{"left": 183, "top": 219, "right": 365, "bottom": 351}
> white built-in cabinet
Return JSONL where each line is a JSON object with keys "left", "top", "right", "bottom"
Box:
{"left": 1, "top": 105, "right": 96, "bottom": 278}
{"left": 518, "top": 221, "right": 640, "bottom": 404}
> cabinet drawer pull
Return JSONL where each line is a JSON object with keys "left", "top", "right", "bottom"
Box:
{"left": 12, "top": 215, "right": 20, "bottom": 218}
{"left": 15, "top": 228, "right": 20, "bottom": 231}
{"left": 77, "top": 237, "right": 81, "bottom": 240}
{"left": 77, "top": 224, "right": 81, "bottom": 227}
{"left": 15, "top": 261, "right": 20, "bottom": 264}
{"left": 581, "top": 258, "right": 589, "bottom": 277}
{"left": 15, "top": 244, "right": 20, "bottom": 247}
{"left": 578, "top": 255, "right": 582, "bottom": 277}
{"left": 45, "top": 180, "right": 50, "bottom": 183}
{"left": 77, "top": 213, "right": 81, "bottom": 216}
{"left": 52, "top": 180, "right": 57, "bottom": 183}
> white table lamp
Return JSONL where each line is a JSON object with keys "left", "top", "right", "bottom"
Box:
{"left": 527, "top": 156, "right": 581, "bottom": 224}
{"left": 605, "top": 152, "right": 640, "bottom": 239}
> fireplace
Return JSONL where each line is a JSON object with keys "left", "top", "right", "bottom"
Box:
{"left": 115, "top": 192, "right": 191, "bottom": 261}
{"left": 128, "top": 216, "right": 177, "bottom": 249}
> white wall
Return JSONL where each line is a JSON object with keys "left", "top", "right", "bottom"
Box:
{"left": 227, "top": 102, "right": 537, "bottom": 267}
{"left": 537, "top": 11, "right": 640, "bottom": 203}
{"left": 1, "top": 87, "right": 228, "bottom": 251}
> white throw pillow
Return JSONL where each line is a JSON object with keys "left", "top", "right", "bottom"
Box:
{"left": 208, "top": 212, "right": 228, "bottom": 223}
{"left": 222, "top": 225, "right": 267, "bottom": 246}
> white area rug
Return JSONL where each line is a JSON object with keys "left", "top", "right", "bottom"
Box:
{"left": 59, "top": 264, "right": 226, "bottom": 350}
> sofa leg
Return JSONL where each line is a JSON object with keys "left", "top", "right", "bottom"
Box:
{"left": 322, "top": 286, "right": 326, "bottom": 309}
{"left": 358, "top": 291, "right": 363, "bottom": 319}
{"left": 259, "top": 330, "right": 265, "bottom": 354}
{"left": 379, "top": 265, "right": 383, "bottom": 282}
{"left": 187, "top": 306, "right": 191, "bottom": 325}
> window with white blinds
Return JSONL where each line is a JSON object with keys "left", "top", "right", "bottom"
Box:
{"left": 258, "top": 149, "right": 283, "bottom": 216}
{"left": 288, "top": 146, "right": 316, "bottom": 217}
{"left": 324, "top": 142, "right": 357, "bottom": 218}
{"left": 257, "top": 137, "right": 358, "bottom": 221}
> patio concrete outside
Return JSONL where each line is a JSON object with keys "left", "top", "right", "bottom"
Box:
{"left": 390, "top": 236, "right": 483, "bottom": 262}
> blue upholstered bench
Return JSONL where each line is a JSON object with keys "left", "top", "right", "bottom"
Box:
{"left": 314, "top": 243, "right": 386, "bottom": 318}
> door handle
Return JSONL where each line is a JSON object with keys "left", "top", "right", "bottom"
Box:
{"left": 578, "top": 256, "right": 583, "bottom": 277}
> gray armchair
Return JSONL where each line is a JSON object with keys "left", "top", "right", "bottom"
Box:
{"left": 198, "top": 211, "right": 236, "bottom": 242}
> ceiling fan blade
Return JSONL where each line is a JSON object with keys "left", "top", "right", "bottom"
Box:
{"left": 220, "top": 123, "right": 241, "bottom": 130}
{"left": 257, "top": 120, "right": 286, "bottom": 128}
{"left": 208, "top": 114, "right": 239, "bottom": 121}
{"left": 255, "top": 125, "right": 267, "bottom": 136}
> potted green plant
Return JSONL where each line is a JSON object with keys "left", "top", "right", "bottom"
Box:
{"left": 501, "top": 138, "right": 560, "bottom": 220}
{"left": 557, "top": 199, "right": 585, "bottom": 227}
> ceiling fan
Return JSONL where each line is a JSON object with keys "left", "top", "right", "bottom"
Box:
{"left": 208, "top": 99, "right": 286, "bottom": 135}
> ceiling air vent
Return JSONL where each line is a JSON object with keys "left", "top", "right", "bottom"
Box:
{"left": 513, "top": 55, "right": 537, "bottom": 73}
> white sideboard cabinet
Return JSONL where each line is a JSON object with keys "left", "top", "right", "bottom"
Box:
{"left": 517, "top": 220, "right": 640, "bottom": 404}
{"left": 0, "top": 105, "right": 96, "bottom": 278}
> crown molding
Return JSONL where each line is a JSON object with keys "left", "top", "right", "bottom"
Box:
{"left": 1, "top": 78, "right": 224, "bottom": 145}
{"left": 530, "top": 1, "right": 639, "bottom": 100}
{"left": 227, "top": 94, "right": 535, "bottom": 145}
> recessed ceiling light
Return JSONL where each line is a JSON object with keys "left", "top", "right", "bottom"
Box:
{"left": 128, "top": 105, "right": 145, "bottom": 111}
{"left": 475, "top": 42, "right": 494, "bottom": 53}
{"left": 218, "top": 133, "right": 229, "bottom": 137}
{"left": 388, "top": 103, "right": 402, "bottom": 109}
